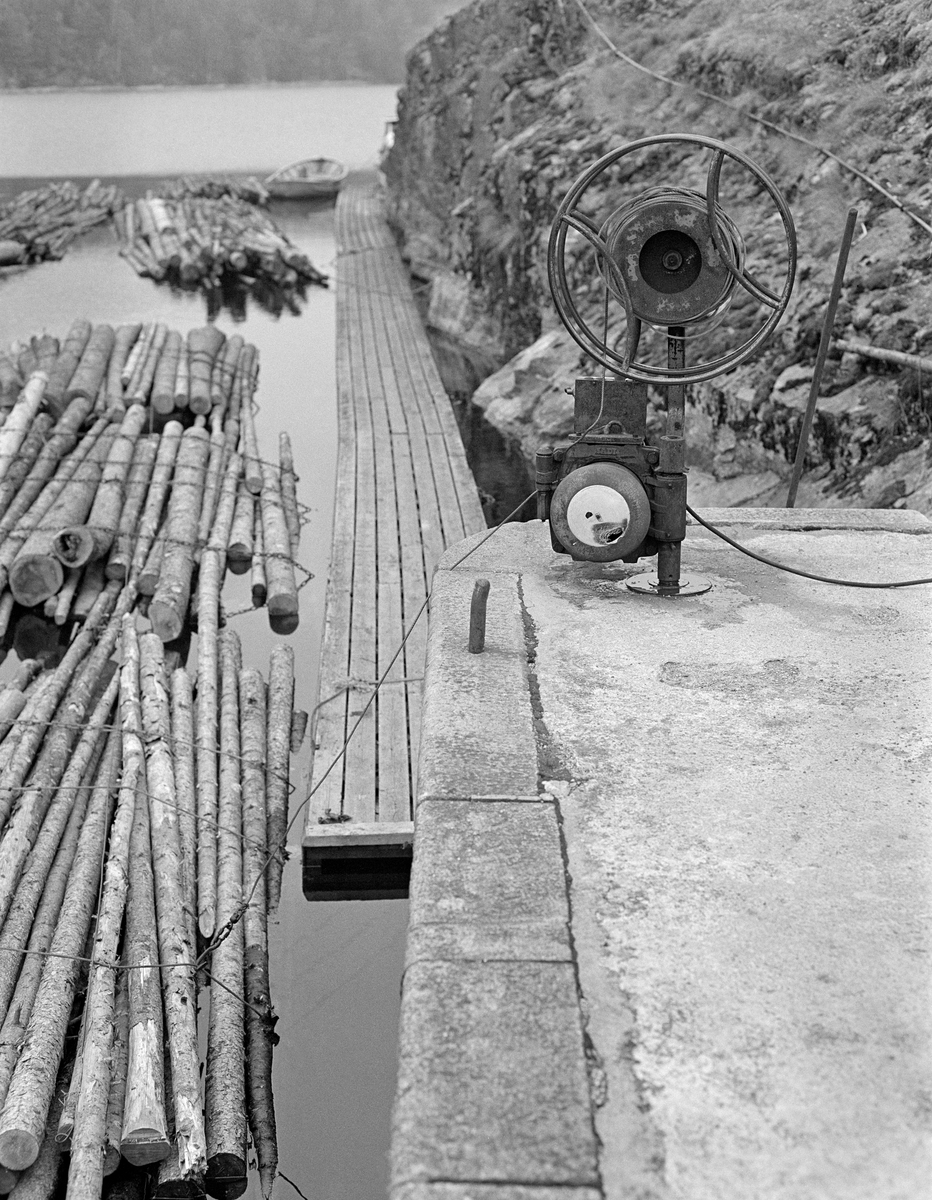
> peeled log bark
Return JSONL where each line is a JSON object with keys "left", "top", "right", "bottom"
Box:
{"left": 187, "top": 326, "right": 225, "bottom": 416}
{"left": 0, "top": 395, "right": 96, "bottom": 539}
{"left": 106, "top": 434, "right": 159, "bottom": 582}
{"left": 106, "top": 323, "right": 142, "bottom": 406}
{"left": 120, "top": 617, "right": 170, "bottom": 1166}
{"left": 205, "top": 632, "right": 247, "bottom": 1200}
{"left": 44, "top": 319, "right": 91, "bottom": 419}
{"left": 240, "top": 375, "right": 261, "bottom": 495}
{"left": 76, "top": 402, "right": 148, "bottom": 562}
{"left": 266, "top": 644, "right": 295, "bottom": 911}
{"left": 0, "top": 731, "right": 120, "bottom": 1172}
{"left": 260, "top": 459, "right": 298, "bottom": 634}
{"left": 0, "top": 414, "right": 53, "bottom": 530}
{"left": 239, "top": 668, "right": 277, "bottom": 1199}
{"left": 6, "top": 1065, "right": 70, "bottom": 1200}
{"left": 103, "top": 971, "right": 129, "bottom": 1176}
{"left": 173, "top": 345, "right": 189, "bottom": 411}
{"left": 196, "top": 549, "right": 221, "bottom": 940}
{"left": 278, "top": 432, "right": 300, "bottom": 560}
{"left": 0, "top": 374, "right": 47, "bottom": 494}
{"left": 139, "top": 633, "right": 206, "bottom": 1177}
{"left": 149, "top": 425, "right": 210, "bottom": 643}
{"left": 153, "top": 331, "right": 182, "bottom": 415}
{"left": 138, "top": 522, "right": 167, "bottom": 598}
{"left": 66, "top": 324, "right": 115, "bottom": 403}
{"left": 170, "top": 669, "right": 198, "bottom": 957}
{"left": 130, "top": 421, "right": 182, "bottom": 583}
{"left": 195, "top": 418, "right": 227, "bottom": 560}
{"left": 127, "top": 323, "right": 167, "bottom": 406}
{"left": 227, "top": 489, "right": 253, "bottom": 574}
{"left": 66, "top": 726, "right": 138, "bottom": 1200}
{"left": 210, "top": 335, "right": 243, "bottom": 415}
{"left": 121, "top": 324, "right": 152, "bottom": 389}
{"left": 10, "top": 429, "right": 114, "bottom": 604}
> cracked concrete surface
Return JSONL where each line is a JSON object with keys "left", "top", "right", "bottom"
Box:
{"left": 393, "top": 510, "right": 932, "bottom": 1200}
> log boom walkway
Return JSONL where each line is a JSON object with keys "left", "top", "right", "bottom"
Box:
{"left": 302, "top": 176, "right": 485, "bottom": 899}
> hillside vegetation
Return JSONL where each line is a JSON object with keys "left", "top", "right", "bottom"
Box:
{"left": 385, "top": 0, "right": 932, "bottom": 512}
{"left": 0, "top": 0, "right": 464, "bottom": 87}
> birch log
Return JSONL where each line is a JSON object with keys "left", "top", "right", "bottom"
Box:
{"left": 66, "top": 725, "right": 138, "bottom": 1200}
{"left": 251, "top": 510, "right": 267, "bottom": 610}
{"left": 196, "top": 548, "right": 221, "bottom": 939}
{"left": 0, "top": 731, "right": 120, "bottom": 1172}
{"left": 121, "top": 323, "right": 152, "bottom": 389}
{"left": 129, "top": 420, "right": 182, "bottom": 581}
{"left": 260, "top": 459, "right": 298, "bottom": 633}
{"left": 127, "top": 322, "right": 167, "bottom": 406}
{"left": 227, "top": 489, "right": 253, "bottom": 574}
{"left": 103, "top": 971, "right": 129, "bottom": 1175}
{"left": 106, "top": 323, "right": 142, "bottom": 406}
{"left": 266, "top": 644, "right": 295, "bottom": 911}
{"left": 278, "top": 432, "right": 300, "bottom": 559}
{"left": 173, "top": 346, "right": 189, "bottom": 411}
{"left": 139, "top": 633, "right": 206, "bottom": 1177}
{"left": 120, "top": 617, "right": 170, "bottom": 1166}
{"left": 239, "top": 668, "right": 277, "bottom": 1199}
{"left": 66, "top": 324, "right": 115, "bottom": 403}
{"left": 106, "top": 434, "right": 159, "bottom": 582}
{"left": 0, "top": 374, "right": 47, "bottom": 493}
{"left": 149, "top": 425, "right": 210, "bottom": 642}
{"left": 170, "top": 668, "right": 198, "bottom": 956}
{"left": 205, "top": 632, "right": 247, "bottom": 1200}
{"left": 195, "top": 416, "right": 227, "bottom": 560}
{"left": 44, "top": 319, "right": 91, "bottom": 418}
{"left": 187, "top": 326, "right": 225, "bottom": 416}
{"left": 0, "top": 413, "right": 53, "bottom": 529}
{"left": 64, "top": 403, "right": 147, "bottom": 563}
{"left": 153, "top": 331, "right": 182, "bottom": 414}
{"left": 5, "top": 1065, "right": 70, "bottom": 1200}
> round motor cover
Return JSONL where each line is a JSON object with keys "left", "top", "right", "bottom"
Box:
{"left": 606, "top": 195, "right": 735, "bottom": 325}
{"left": 550, "top": 462, "right": 651, "bottom": 562}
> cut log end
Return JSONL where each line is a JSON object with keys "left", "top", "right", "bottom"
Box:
{"left": 121, "top": 1132, "right": 172, "bottom": 1167}
{"left": 52, "top": 526, "right": 96, "bottom": 568}
{"left": 148, "top": 599, "right": 186, "bottom": 645}
{"left": 0, "top": 1128, "right": 40, "bottom": 1172}
{"left": 204, "top": 1154, "right": 248, "bottom": 1200}
{"left": 0, "top": 1165, "right": 20, "bottom": 1193}
{"left": 268, "top": 611, "right": 298, "bottom": 635}
{"left": 8, "top": 555, "right": 64, "bottom": 608}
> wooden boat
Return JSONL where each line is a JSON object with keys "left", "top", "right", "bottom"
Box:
{"left": 264, "top": 157, "right": 347, "bottom": 200}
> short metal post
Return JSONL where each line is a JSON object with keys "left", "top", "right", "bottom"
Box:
{"left": 468, "top": 579, "right": 490, "bottom": 653}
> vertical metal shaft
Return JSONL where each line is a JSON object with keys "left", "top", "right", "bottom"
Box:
{"left": 786, "top": 207, "right": 859, "bottom": 507}
{"left": 666, "top": 325, "right": 686, "bottom": 438}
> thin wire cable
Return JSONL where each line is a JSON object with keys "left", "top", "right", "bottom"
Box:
{"left": 569, "top": 0, "right": 932, "bottom": 239}
{"left": 686, "top": 503, "right": 932, "bottom": 587}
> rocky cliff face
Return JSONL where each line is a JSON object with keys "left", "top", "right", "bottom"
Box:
{"left": 384, "top": 0, "right": 932, "bottom": 513}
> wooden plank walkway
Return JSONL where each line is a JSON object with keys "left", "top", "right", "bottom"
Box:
{"left": 302, "top": 177, "right": 486, "bottom": 899}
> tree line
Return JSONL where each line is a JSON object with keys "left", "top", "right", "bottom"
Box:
{"left": 0, "top": 0, "right": 464, "bottom": 88}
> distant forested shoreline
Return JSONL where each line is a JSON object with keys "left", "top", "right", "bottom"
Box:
{"left": 0, "top": 0, "right": 463, "bottom": 88}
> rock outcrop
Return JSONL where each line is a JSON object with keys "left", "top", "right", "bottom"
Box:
{"left": 384, "top": 0, "right": 932, "bottom": 513}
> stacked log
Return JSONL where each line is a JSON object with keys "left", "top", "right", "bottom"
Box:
{"left": 116, "top": 191, "right": 327, "bottom": 310}
{"left": 0, "top": 320, "right": 306, "bottom": 635}
{"left": 0, "top": 548, "right": 303, "bottom": 1199}
{"left": 0, "top": 181, "right": 125, "bottom": 266}
{"left": 155, "top": 176, "right": 270, "bottom": 206}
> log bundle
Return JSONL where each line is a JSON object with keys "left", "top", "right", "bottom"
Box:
{"left": 0, "top": 319, "right": 307, "bottom": 636}
{"left": 116, "top": 191, "right": 328, "bottom": 311}
{"left": 0, "top": 181, "right": 125, "bottom": 267}
{"left": 0, "top": 583, "right": 299, "bottom": 1200}
{"left": 0, "top": 309, "right": 310, "bottom": 1195}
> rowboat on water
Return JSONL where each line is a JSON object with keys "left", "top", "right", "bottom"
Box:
{"left": 264, "top": 157, "right": 347, "bottom": 200}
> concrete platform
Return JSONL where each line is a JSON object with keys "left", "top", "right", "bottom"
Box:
{"left": 391, "top": 509, "right": 932, "bottom": 1200}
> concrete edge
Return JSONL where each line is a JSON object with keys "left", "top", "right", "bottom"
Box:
{"left": 690, "top": 506, "right": 932, "bottom": 533}
{"left": 391, "top": 566, "right": 605, "bottom": 1197}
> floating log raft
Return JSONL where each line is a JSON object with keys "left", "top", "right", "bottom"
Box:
{"left": 0, "top": 319, "right": 309, "bottom": 635}
{"left": 0, "top": 181, "right": 125, "bottom": 266}
{"left": 115, "top": 189, "right": 328, "bottom": 313}
{"left": 0, "top": 316, "right": 313, "bottom": 1195}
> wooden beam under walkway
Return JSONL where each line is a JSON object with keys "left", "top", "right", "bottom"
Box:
{"left": 302, "top": 175, "right": 486, "bottom": 899}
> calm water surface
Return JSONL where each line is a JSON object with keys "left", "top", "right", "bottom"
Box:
{"left": 0, "top": 84, "right": 408, "bottom": 1200}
